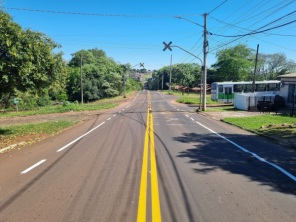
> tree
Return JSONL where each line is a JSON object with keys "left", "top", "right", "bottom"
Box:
{"left": 256, "top": 53, "right": 296, "bottom": 80}
{"left": 212, "top": 44, "right": 254, "bottom": 81}
{"left": 0, "top": 10, "right": 66, "bottom": 107}
{"left": 67, "top": 49, "right": 127, "bottom": 102}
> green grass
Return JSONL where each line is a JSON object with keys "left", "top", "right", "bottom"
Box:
{"left": 223, "top": 114, "right": 296, "bottom": 131}
{"left": 204, "top": 106, "right": 239, "bottom": 112}
{"left": 0, "top": 121, "right": 77, "bottom": 138}
{"left": 0, "top": 101, "right": 117, "bottom": 118}
{"left": 176, "top": 94, "right": 221, "bottom": 105}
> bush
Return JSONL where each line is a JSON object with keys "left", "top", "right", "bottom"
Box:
{"left": 37, "top": 95, "right": 51, "bottom": 107}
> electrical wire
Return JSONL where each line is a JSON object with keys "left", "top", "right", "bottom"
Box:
{"left": 208, "top": 0, "right": 228, "bottom": 15}
{"left": 209, "top": 18, "right": 296, "bottom": 38}
{"left": 2, "top": 7, "right": 200, "bottom": 18}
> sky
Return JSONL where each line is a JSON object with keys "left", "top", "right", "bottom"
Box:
{"left": 1, "top": 0, "right": 296, "bottom": 71}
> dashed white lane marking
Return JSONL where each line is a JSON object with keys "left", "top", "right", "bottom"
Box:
{"left": 190, "top": 118, "right": 195, "bottom": 121}
{"left": 57, "top": 122, "right": 106, "bottom": 152}
{"left": 126, "top": 105, "right": 131, "bottom": 108}
{"left": 113, "top": 114, "right": 117, "bottom": 117}
{"left": 186, "top": 115, "right": 189, "bottom": 118}
{"left": 21, "top": 159, "right": 47, "bottom": 174}
{"left": 177, "top": 109, "right": 180, "bottom": 111}
{"left": 107, "top": 118, "right": 111, "bottom": 121}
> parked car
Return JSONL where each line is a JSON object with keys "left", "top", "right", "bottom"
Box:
{"left": 257, "top": 94, "right": 285, "bottom": 111}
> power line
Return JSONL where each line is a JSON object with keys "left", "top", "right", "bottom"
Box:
{"left": 208, "top": 0, "right": 228, "bottom": 15}
{"left": 209, "top": 18, "right": 296, "bottom": 38}
{"left": 2, "top": 7, "right": 200, "bottom": 18}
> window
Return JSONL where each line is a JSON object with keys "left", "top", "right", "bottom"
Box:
{"left": 233, "top": 84, "right": 244, "bottom": 92}
{"left": 245, "top": 84, "right": 253, "bottom": 92}
{"left": 256, "top": 84, "right": 266, "bottom": 91}
{"left": 218, "top": 85, "right": 223, "bottom": 93}
{"left": 267, "top": 83, "right": 279, "bottom": 91}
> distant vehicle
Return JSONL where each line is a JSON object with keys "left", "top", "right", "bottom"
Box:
{"left": 211, "top": 80, "right": 281, "bottom": 103}
{"left": 257, "top": 94, "right": 285, "bottom": 111}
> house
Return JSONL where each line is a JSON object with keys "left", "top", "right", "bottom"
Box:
{"left": 277, "top": 73, "right": 296, "bottom": 108}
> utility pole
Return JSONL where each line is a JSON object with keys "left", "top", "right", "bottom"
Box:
{"left": 202, "top": 13, "right": 208, "bottom": 111}
{"left": 252, "top": 44, "right": 260, "bottom": 93}
{"left": 162, "top": 73, "right": 164, "bottom": 91}
{"left": 169, "top": 54, "right": 172, "bottom": 94}
{"left": 80, "top": 56, "right": 83, "bottom": 104}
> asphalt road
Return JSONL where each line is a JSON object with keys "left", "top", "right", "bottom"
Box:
{"left": 0, "top": 90, "right": 295, "bottom": 222}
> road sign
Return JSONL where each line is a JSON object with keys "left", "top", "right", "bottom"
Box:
{"left": 13, "top": 98, "right": 19, "bottom": 104}
{"left": 163, "top": 41, "right": 172, "bottom": 51}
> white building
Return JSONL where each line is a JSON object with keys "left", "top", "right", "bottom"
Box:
{"left": 277, "top": 73, "right": 296, "bottom": 108}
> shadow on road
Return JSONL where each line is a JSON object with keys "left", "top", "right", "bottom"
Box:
{"left": 174, "top": 132, "right": 296, "bottom": 196}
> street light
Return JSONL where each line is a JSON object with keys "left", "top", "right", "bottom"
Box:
{"left": 174, "top": 15, "right": 208, "bottom": 111}
{"left": 163, "top": 42, "right": 203, "bottom": 109}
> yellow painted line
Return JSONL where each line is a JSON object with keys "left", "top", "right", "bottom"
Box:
{"left": 137, "top": 91, "right": 162, "bottom": 222}
{"left": 150, "top": 106, "right": 162, "bottom": 222}
{"left": 137, "top": 109, "right": 150, "bottom": 222}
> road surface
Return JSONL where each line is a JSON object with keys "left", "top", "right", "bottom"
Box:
{"left": 0, "top": 90, "right": 295, "bottom": 222}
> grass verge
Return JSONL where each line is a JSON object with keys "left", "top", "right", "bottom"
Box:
{"left": 0, "top": 121, "right": 78, "bottom": 150}
{"left": 223, "top": 114, "right": 296, "bottom": 148}
{"left": 0, "top": 103, "right": 117, "bottom": 118}
{"left": 175, "top": 93, "right": 220, "bottom": 105}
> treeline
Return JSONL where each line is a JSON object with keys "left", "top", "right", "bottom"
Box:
{"left": 147, "top": 44, "right": 296, "bottom": 91}
{"left": 0, "top": 10, "right": 143, "bottom": 110}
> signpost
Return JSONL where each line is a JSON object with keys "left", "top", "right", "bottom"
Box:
{"left": 13, "top": 98, "right": 19, "bottom": 112}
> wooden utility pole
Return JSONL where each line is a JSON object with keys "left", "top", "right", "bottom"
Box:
{"left": 202, "top": 13, "right": 208, "bottom": 111}
{"left": 252, "top": 44, "right": 260, "bottom": 93}
{"left": 169, "top": 54, "right": 172, "bottom": 94}
{"left": 80, "top": 56, "right": 83, "bottom": 104}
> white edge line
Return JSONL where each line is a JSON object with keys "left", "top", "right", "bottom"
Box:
{"left": 195, "top": 120, "right": 296, "bottom": 182}
{"left": 21, "top": 159, "right": 46, "bottom": 174}
{"left": 57, "top": 122, "right": 106, "bottom": 152}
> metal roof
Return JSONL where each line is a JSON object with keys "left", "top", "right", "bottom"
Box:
{"left": 278, "top": 73, "right": 296, "bottom": 78}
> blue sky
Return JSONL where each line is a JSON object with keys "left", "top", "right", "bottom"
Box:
{"left": 1, "top": 0, "right": 296, "bottom": 70}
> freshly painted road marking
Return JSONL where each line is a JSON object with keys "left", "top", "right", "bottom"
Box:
{"left": 192, "top": 119, "right": 296, "bottom": 182}
{"left": 137, "top": 106, "right": 150, "bottom": 222}
{"left": 149, "top": 105, "right": 162, "bottom": 222}
{"left": 57, "top": 122, "right": 105, "bottom": 152}
{"left": 137, "top": 92, "right": 162, "bottom": 222}
{"left": 21, "top": 159, "right": 46, "bottom": 174}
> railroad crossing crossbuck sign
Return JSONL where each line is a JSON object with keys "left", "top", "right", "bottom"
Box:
{"left": 163, "top": 41, "right": 172, "bottom": 51}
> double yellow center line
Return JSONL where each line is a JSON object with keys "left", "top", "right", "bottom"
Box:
{"left": 137, "top": 92, "right": 162, "bottom": 222}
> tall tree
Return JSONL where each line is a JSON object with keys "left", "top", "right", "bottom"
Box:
{"left": 0, "top": 10, "right": 66, "bottom": 107}
{"left": 257, "top": 53, "right": 296, "bottom": 80}
{"left": 67, "top": 49, "right": 125, "bottom": 102}
{"left": 212, "top": 44, "right": 254, "bottom": 81}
